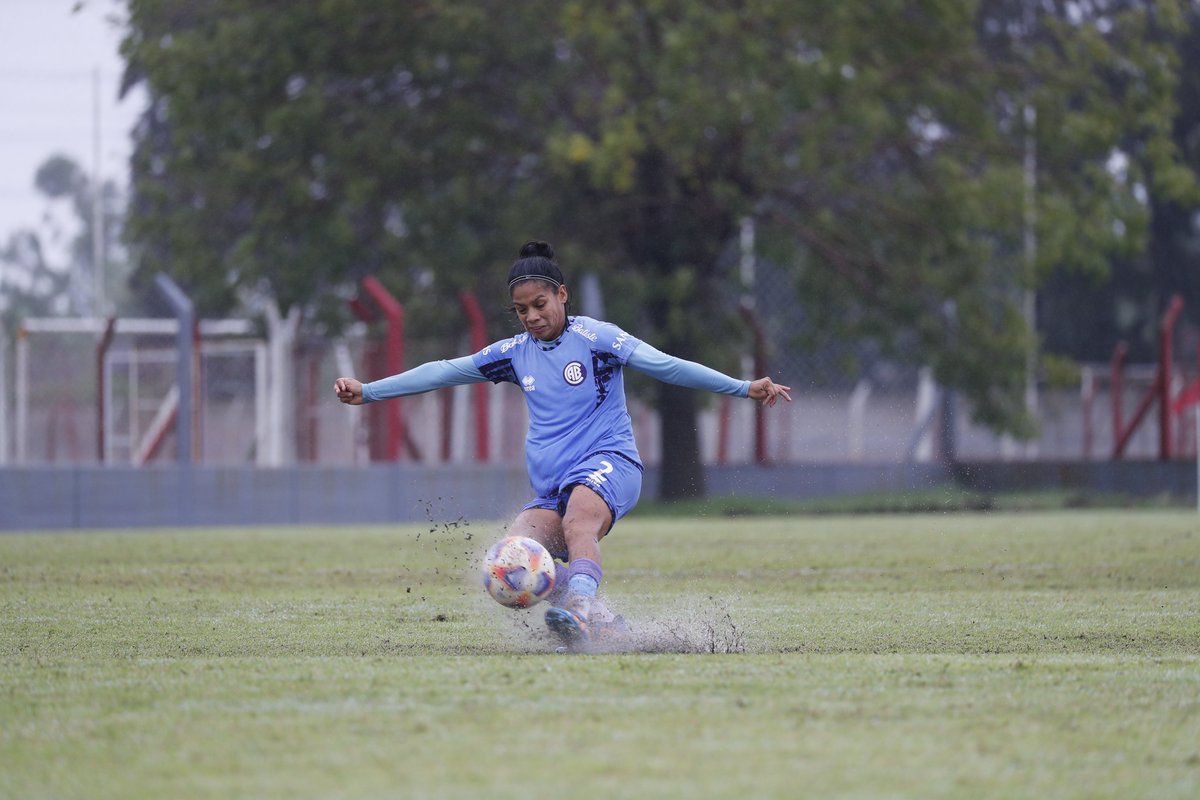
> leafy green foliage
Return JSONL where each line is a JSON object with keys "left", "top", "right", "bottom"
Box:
{"left": 122, "top": 0, "right": 556, "bottom": 326}
{"left": 120, "top": 1, "right": 1199, "bottom": 483}
{"left": 1, "top": 155, "right": 126, "bottom": 326}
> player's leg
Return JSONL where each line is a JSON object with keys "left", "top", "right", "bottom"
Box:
{"left": 557, "top": 455, "right": 642, "bottom": 602}
{"left": 505, "top": 506, "right": 571, "bottom": 599}
{"left": 543, "top": 485, "right": 613, "bottom": 644}
{"left": 506, "top": 507, "right": 565, "bottom": 553}
{"left": 545, "top": 455, "right": 642, "bottom": 646}
{"left": 558, "top": 483, "right": 611, "bottom": 598}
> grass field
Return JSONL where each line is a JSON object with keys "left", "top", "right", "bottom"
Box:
{"left": 2, "top": 509, "right": 1198, "bottom": 799}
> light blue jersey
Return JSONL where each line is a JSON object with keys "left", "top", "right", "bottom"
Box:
{"left": 472, "top": 316, "right": 642, "bottom": 497}
{"left": 361, "top": 315, "right": 750, "bottom": 515}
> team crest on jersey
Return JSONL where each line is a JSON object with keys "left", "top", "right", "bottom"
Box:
{"left": 563, "top": 361, "right": 587, "bottom": 386}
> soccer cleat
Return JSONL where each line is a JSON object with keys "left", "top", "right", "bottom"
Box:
{"left": 586, "top": 596, "right": 614, "bottom": 625}
{"left": 586, "top": 608, "right": 631, "bottom": 650}
{"left": 545, "top": 594, "right": 592, "bottom": 648}
{"left": 545, "top": 605, "right": 590, "bottom": 647}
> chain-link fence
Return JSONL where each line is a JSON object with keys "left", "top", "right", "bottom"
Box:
{"left": 1, "top": 304, "right": 1191, "bottom": 467}
{"left": 5, "top": 319, "right": 261, "bottom": 465}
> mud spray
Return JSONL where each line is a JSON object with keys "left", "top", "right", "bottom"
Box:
{"left": 394, "top": 496, "right": 485, "bottom": 603}
{"left": 488, "top": 592, "right": 753, "bottom": 655}
{"left": 405, "top": 499, "right": 754, "bottom": 655}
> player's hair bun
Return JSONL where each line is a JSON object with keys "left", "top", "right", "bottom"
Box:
{"left": 508, "top": 239, "right": 565, "bottom": 292}
{"left": 519, "top": 240, "right": 555, "bottom": 261}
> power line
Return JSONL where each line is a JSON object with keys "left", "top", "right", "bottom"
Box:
{"left": 0, "top": 67, "right": 125, "bottom": 81}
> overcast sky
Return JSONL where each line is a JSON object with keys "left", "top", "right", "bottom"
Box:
{"left": 0, "top": 0, "right": 144, "bottom": 240}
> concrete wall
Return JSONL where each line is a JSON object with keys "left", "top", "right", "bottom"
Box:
{"left": 0, "top": 465, "right": 533, "bottom": 531}
{"left": 0, "top": 460, "right": 1190, "bottom": 531}
{"left": 953, "top": 460, "right": 1197, "bottom": 498}
{"left": 1, "top": 462, "right": 950, "bottom": 531}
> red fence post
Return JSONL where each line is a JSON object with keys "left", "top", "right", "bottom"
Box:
{"left": 739, "top": 304, "right": 768, "bottom": 465}
{"left": 1112, "top": 294, "right": 1185, "bottom": 460}
{"left": 1159, "top": 294, "right": 1184, "bottom": 460}
{"left": 460, "top": 291, "right": 490, "bottom": 462}
{"left": 193, "top": 319, "right": 203, "bottom": 462}
{"left": 95, "top": 317, "right": 116, "bottom": 462}
{"left": 351, "top": 277, "right": 406, "bottom": 462}
{"left": 368, "top": 277, "right": 404, "bottom": 462}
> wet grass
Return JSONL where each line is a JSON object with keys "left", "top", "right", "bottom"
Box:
{"left": 2, "top": 510, "right": 1199, "bottom": 798}
{"left": 631, "top": 486, "right": 1189, "bottom": 517}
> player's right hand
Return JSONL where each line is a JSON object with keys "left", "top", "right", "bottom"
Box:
{"left": 334, "top": 377, "right": 364, "bottom": 405}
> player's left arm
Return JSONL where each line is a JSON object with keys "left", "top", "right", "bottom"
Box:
{"left": 745, "top": 376, "right": 792, "bottom": 408}
{"left": 626, "top": 343, "right": 791, "bottom": 407}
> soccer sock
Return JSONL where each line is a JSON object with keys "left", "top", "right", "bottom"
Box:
{"left": 566, "top": 557, "right": 602, "bottom": 599}
{"left": 553, "top": 560, "right": 570, "bottom": 592}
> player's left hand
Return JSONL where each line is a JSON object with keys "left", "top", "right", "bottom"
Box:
{"left": 748, "top": 377, "right": 792, "bottom": 408}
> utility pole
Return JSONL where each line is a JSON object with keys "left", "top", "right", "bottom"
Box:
{"left": 92, "top": 67, "right": 105, "bottom": 316}
{"left": 1022, "top": 103, "right": 1039, "bottom": 458}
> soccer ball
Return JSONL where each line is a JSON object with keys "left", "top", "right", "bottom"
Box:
{"left": 482, "top": 536, "right": 556, "bottom": 608}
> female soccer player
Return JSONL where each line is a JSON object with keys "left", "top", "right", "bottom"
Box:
{"left": 334, "top": 240, "right": 790, "bottom": 647}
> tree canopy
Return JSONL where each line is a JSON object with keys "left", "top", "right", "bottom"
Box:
{"left": 120, "top": 0, "right": 1199, "bottom": 494}
{"left": 1, "top": 155, "right": 125, "bottom": 328}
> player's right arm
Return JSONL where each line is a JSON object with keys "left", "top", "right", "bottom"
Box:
{"left": 334, "top": 356, "right": 486, "bottom": 405}
{"left": 334, "top": 377, "right": 366, "bottom": 405}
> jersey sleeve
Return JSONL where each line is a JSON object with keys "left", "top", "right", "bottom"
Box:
{"left": 470, "top": 333, "right": 528, "bottom": 384}
{"left": 568, "top": 317, "right": 642, "bottom": 364}
{"left": 626, "top": 343, "right": 750, "bottom": 397}
{"left": 362, "top": 356, "right": 486, "bottom": 402}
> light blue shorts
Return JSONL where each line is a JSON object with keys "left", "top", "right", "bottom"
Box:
{"left": 522, "top": 451, "right": 643, "bottom": 530}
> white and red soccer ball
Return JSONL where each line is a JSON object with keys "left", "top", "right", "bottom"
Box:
{"left": 482, "top": 536, "right": 556, "bottom": 608}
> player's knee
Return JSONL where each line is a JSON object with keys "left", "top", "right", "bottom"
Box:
{"left": 562, "top": 508, "right": 609, "bottom": 545}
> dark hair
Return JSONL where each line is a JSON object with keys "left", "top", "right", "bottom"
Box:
{"left": 507, "top": 240, "right": 566, "bottom": 293}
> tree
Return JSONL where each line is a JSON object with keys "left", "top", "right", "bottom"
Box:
{"left": 121, "top": 0, "right": 556, "bottom": 324}
{"left": 1150, "top": 3, "right": 1200, "bottom": 335}
{"left": 972, "top": 2, "right": 1200, "bottom": 366}
{"left": 0, "top": 231, "right": 70, "bottom": 323}
{"left": 1, "top": 155, "right": 125, "bottom": 328}
{"left": 527, "top": 0, "right": 1197, "bottom": 490}
{"left": 121, "top": 1, "right": 1198, "bottom": 496}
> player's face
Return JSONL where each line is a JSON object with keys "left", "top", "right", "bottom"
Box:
{"left": 511, "top": 280, "right": 569, "bottom": 341}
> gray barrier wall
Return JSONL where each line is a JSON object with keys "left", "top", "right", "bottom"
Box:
{"left": 1, "top": 463, "right": 949, "bottom": 531}
{"left": 0, "top": 460, "right": 1190, "bottom": 531}
{"left": 952, "top": 460, "right": 1197, "bottom": 498}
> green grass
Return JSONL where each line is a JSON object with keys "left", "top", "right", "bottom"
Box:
{"left": 630, "top": 485, "right": 1189, "bottom": 517}
{"left": 2, "top": 511, "right": 1199, "bottom": 798}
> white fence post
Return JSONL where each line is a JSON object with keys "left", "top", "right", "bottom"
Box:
{"left": 848, "top": 378, "right": 871, "bottom": 460}
{"left": 333, "top": 341, "right": 365, "bottom": 465}
{"left": 912, "top": 367, "right": 936, "bottom": 462}
{"left": 0, "top": 326, "right": 8, "bottom": 465}
{"left": 15, "top": 328, "right": 28, "bottom": 464}
{"left": 264, "top": 301, "right": 301, "bottom": 466}
{"left": 154, "top": 274, "right": 195, "bottom": 465}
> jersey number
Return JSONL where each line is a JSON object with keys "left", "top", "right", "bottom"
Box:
{"left": 585, "top": 460, "right": 614, "bottom": 486}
